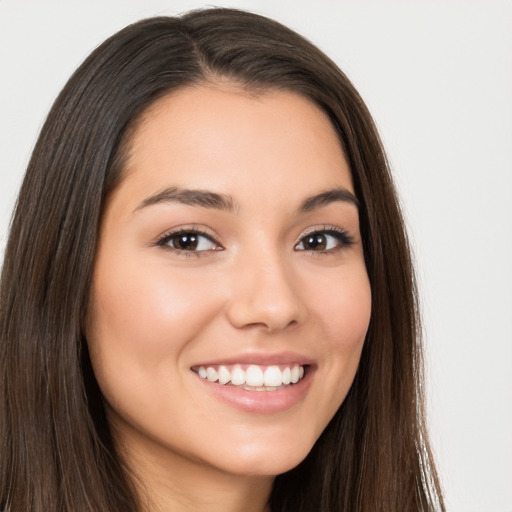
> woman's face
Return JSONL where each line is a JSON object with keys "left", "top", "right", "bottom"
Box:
{"left": 87, "top": 85, "right": 371, "bottom": 479}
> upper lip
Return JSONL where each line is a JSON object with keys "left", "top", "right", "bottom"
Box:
{"left": 191, "top": 351, "right": 315, "bottom": 368}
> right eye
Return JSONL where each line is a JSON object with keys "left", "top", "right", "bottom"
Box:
{"left": 157, "top": 230, "right": 221, "bottom": 252}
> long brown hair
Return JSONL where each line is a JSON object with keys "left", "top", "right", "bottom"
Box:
{"left": 0, "top": 8, "right": 444, "bottom": 511}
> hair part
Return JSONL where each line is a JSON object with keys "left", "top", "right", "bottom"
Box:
{"left": 0, "top": 8, "right": 444, "bottom": 511}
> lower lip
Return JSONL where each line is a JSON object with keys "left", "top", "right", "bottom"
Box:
{"left": 195, "top": 369, "right": 314, "bottom": 414}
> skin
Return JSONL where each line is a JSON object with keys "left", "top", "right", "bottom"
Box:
{"left": 87, "top": 84, "right": 372, "bottom": 512}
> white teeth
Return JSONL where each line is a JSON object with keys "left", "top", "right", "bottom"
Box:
{"left": 245, "top": 365, "right": 264, "bottom": 387}
{"left": 246, "top": 385, "right": 279, "bottom": 392}
{"left": 206, "top": 367, "right": 218, "bottom": 382}
{"left": 264, "top": 366, "right": 282, "bottom": 387}
{"left": 231, "top": 366, "right": 246, "bottom": 385}
{"left": 196, "top": 363, "right": 306, "bottom": 389}
{"left": 218, "top": 365, "right": 231, "bottom": 385}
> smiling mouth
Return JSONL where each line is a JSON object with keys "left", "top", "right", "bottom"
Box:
{"left": 192, "top": 364, "right": 307, "bottom": 391}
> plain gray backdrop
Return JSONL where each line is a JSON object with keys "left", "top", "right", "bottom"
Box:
{"left": 1, "top": 1, "right": 511, "bottom": 511}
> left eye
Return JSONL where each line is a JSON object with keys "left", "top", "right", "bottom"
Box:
{"left": 161, "top": 232, "right": 218, "bottom": 251}
{"left": 295, "top": 230, "right": 350, "bottom": 252}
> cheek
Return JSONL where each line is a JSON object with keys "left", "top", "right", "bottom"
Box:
{"left": 85, "top": 261, "right": 220, "bottom": 405}
{"left": 90, "top": 261, "right": 216, "bottom": 348}
{"left": 295, "top": 265, "right": 371, "bottom": 424}
{"left": 311, "top": 267, "right": 372, "bottom": 350}
{"left": 332, "top": 279, "right": 371, "bottom": 381}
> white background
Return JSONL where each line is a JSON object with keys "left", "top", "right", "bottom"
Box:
{"left": 1, "top": 1, "right": 511, "bottom": 511}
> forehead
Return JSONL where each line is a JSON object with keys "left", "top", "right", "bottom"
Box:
{"left": 116, "top": 84, "right": 353, "bottom": 211}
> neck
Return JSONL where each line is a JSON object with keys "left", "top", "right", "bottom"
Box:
{"left": 138, "top": 462, "right": 273, "bottom": 512}
{"left": 115, "top": 425, "right": 273, "bottom": 512}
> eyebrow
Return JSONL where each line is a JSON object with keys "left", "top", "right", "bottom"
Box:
{"left": 135, "top": 187, "right": 237, "bottom": 213}
{"left": 297, "top": 187, "right": 359, "bottom": 213}
{"left": 134, "top": 186, "right": 359, "bottom": 214}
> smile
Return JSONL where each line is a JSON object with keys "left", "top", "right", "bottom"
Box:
{"left": 193, "top": 364, "right": 306, "bottom": 391}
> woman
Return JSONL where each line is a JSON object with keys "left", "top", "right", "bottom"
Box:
{"left": 0, "top": 8, "right": 444, "bottom": 512}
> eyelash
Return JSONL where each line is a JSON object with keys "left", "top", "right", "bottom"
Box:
{"left": 155, "top": 225, "right": 355, "bottom": 256}
{"left": 156, "top": 227, "right": 222, "bottom": 257}
{"left": 295, "top": 226, "right": 355, "bottom": 253}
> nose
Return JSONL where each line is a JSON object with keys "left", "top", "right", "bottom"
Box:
{"left": 226, "top": 250, "right": 307, "bottom": 332}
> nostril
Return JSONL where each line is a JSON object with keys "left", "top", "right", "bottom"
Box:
{"left": 226, "top": 294, "right": 305, "bottom": 332}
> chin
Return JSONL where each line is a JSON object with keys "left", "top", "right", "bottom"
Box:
{"left": 207, "top": 435, "right": 315, "bottom": 477}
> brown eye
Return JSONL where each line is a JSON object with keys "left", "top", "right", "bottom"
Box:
{"left": 295, "top": 229, "right": 354, "bottom": 252}
{"left": 302, "top": 234, "right": 328, "bottom": 251}
{"left": 159, "top": 232, "right": 219, "bottom": 252}
{"left": 171, "top": 233, "right": 199, "bottom": 250}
